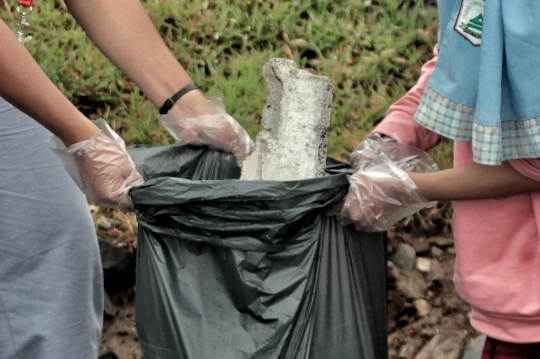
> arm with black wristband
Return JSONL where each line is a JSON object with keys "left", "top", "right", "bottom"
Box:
{"left": 64, "top": 0, "right": 254, "bottom": 164}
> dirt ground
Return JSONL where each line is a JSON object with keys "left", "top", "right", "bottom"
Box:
{"left": 385, "top": 236, "right": 478, "bottom": 358}
{"left": 100, "top": 298, "right": 142, "bottom": 359}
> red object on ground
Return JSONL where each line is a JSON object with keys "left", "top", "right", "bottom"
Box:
{"left": 18, "top": 0, "right": 32, "bottom": 7}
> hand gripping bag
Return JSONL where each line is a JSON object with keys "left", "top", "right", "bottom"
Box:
{"left": 128, "top": 144, "right": 388, "bottom": 359}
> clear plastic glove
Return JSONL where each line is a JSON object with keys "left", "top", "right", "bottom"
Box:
{"left": 340, "top": 155, "right": 437, "bottom": 232}
{"left": 158, "top": 97, "right": 254, "bottom": 165}
{"left": 350, "top": 133, "right": 438, "bottom": 173}
{"left": 49, "top": 119, "right": 144, "bottom": 211}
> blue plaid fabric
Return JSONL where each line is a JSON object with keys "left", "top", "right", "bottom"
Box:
{"left": 415, "top": 87, "right": 540, "bottom": 165}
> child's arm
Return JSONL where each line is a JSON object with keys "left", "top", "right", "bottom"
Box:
{"left": 342, "top": 151, "right": 540, "bottom": 231}
{"left": 409, "top": 160, "right": 540, "bottom": 201}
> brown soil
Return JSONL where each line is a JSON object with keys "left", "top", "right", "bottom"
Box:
{"left": 100, "top": 294, "right": 142, "bottom": 359}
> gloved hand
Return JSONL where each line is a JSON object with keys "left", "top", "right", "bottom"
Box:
{"left": 340, "top": 154, "right": 436, "bottom": 232}
{"left": 49, "top": 119, "right": 144, "bottom": 211}
{"left": 349, "top": 133, "right": 389, "bottom": 171}
{"left": 341, "top": 135, "right": 438, "bottom": 232}
{"left": 350, "top": 133, "right": 438, "bottom": 173}
{"left": 158, "top": 97, "right": 254, "bottom": 165}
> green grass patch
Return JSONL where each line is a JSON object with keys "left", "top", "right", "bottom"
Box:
{"left": 2, "top": 0, "right": 447, "bottom": 166}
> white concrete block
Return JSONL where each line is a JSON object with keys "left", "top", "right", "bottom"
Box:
{"left": 241, "top": 58, "right": 333, "bottom": 181}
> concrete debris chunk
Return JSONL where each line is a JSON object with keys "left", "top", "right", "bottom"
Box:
{"left": 241, "top": 58, "right": 333, "bottom": 181}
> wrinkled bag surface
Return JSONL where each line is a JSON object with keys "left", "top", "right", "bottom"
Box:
{"left": 128, "top": 144, "right": 388, "bottom": 359}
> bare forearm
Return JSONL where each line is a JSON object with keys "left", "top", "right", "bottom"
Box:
{"left": 0, "top": 20, "right": 98, "bottom": 145}
{"left": 64, "top": 0, "right": 207, "bottom": 113}
{"left": 409, "top": 161, "right": 540, "bottom": 201}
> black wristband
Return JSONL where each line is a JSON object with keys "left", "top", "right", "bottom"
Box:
{"left": 159, "top": 84, "right": 198, "bottom": 114}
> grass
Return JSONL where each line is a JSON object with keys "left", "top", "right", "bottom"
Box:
{"left": 1, "top": 0, "right": 449, "bottom": 166}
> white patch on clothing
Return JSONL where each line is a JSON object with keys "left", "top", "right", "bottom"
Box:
{"left": 455, "top": 0, "right": 485, "bottom": 46}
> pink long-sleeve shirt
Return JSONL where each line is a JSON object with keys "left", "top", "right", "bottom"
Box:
{"left": 373, "top": 49, "right": 540, "bottom": 342}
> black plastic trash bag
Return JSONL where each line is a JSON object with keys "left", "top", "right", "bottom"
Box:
{"left": 128, "top": 144, "right": 388, "bottom": 359}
